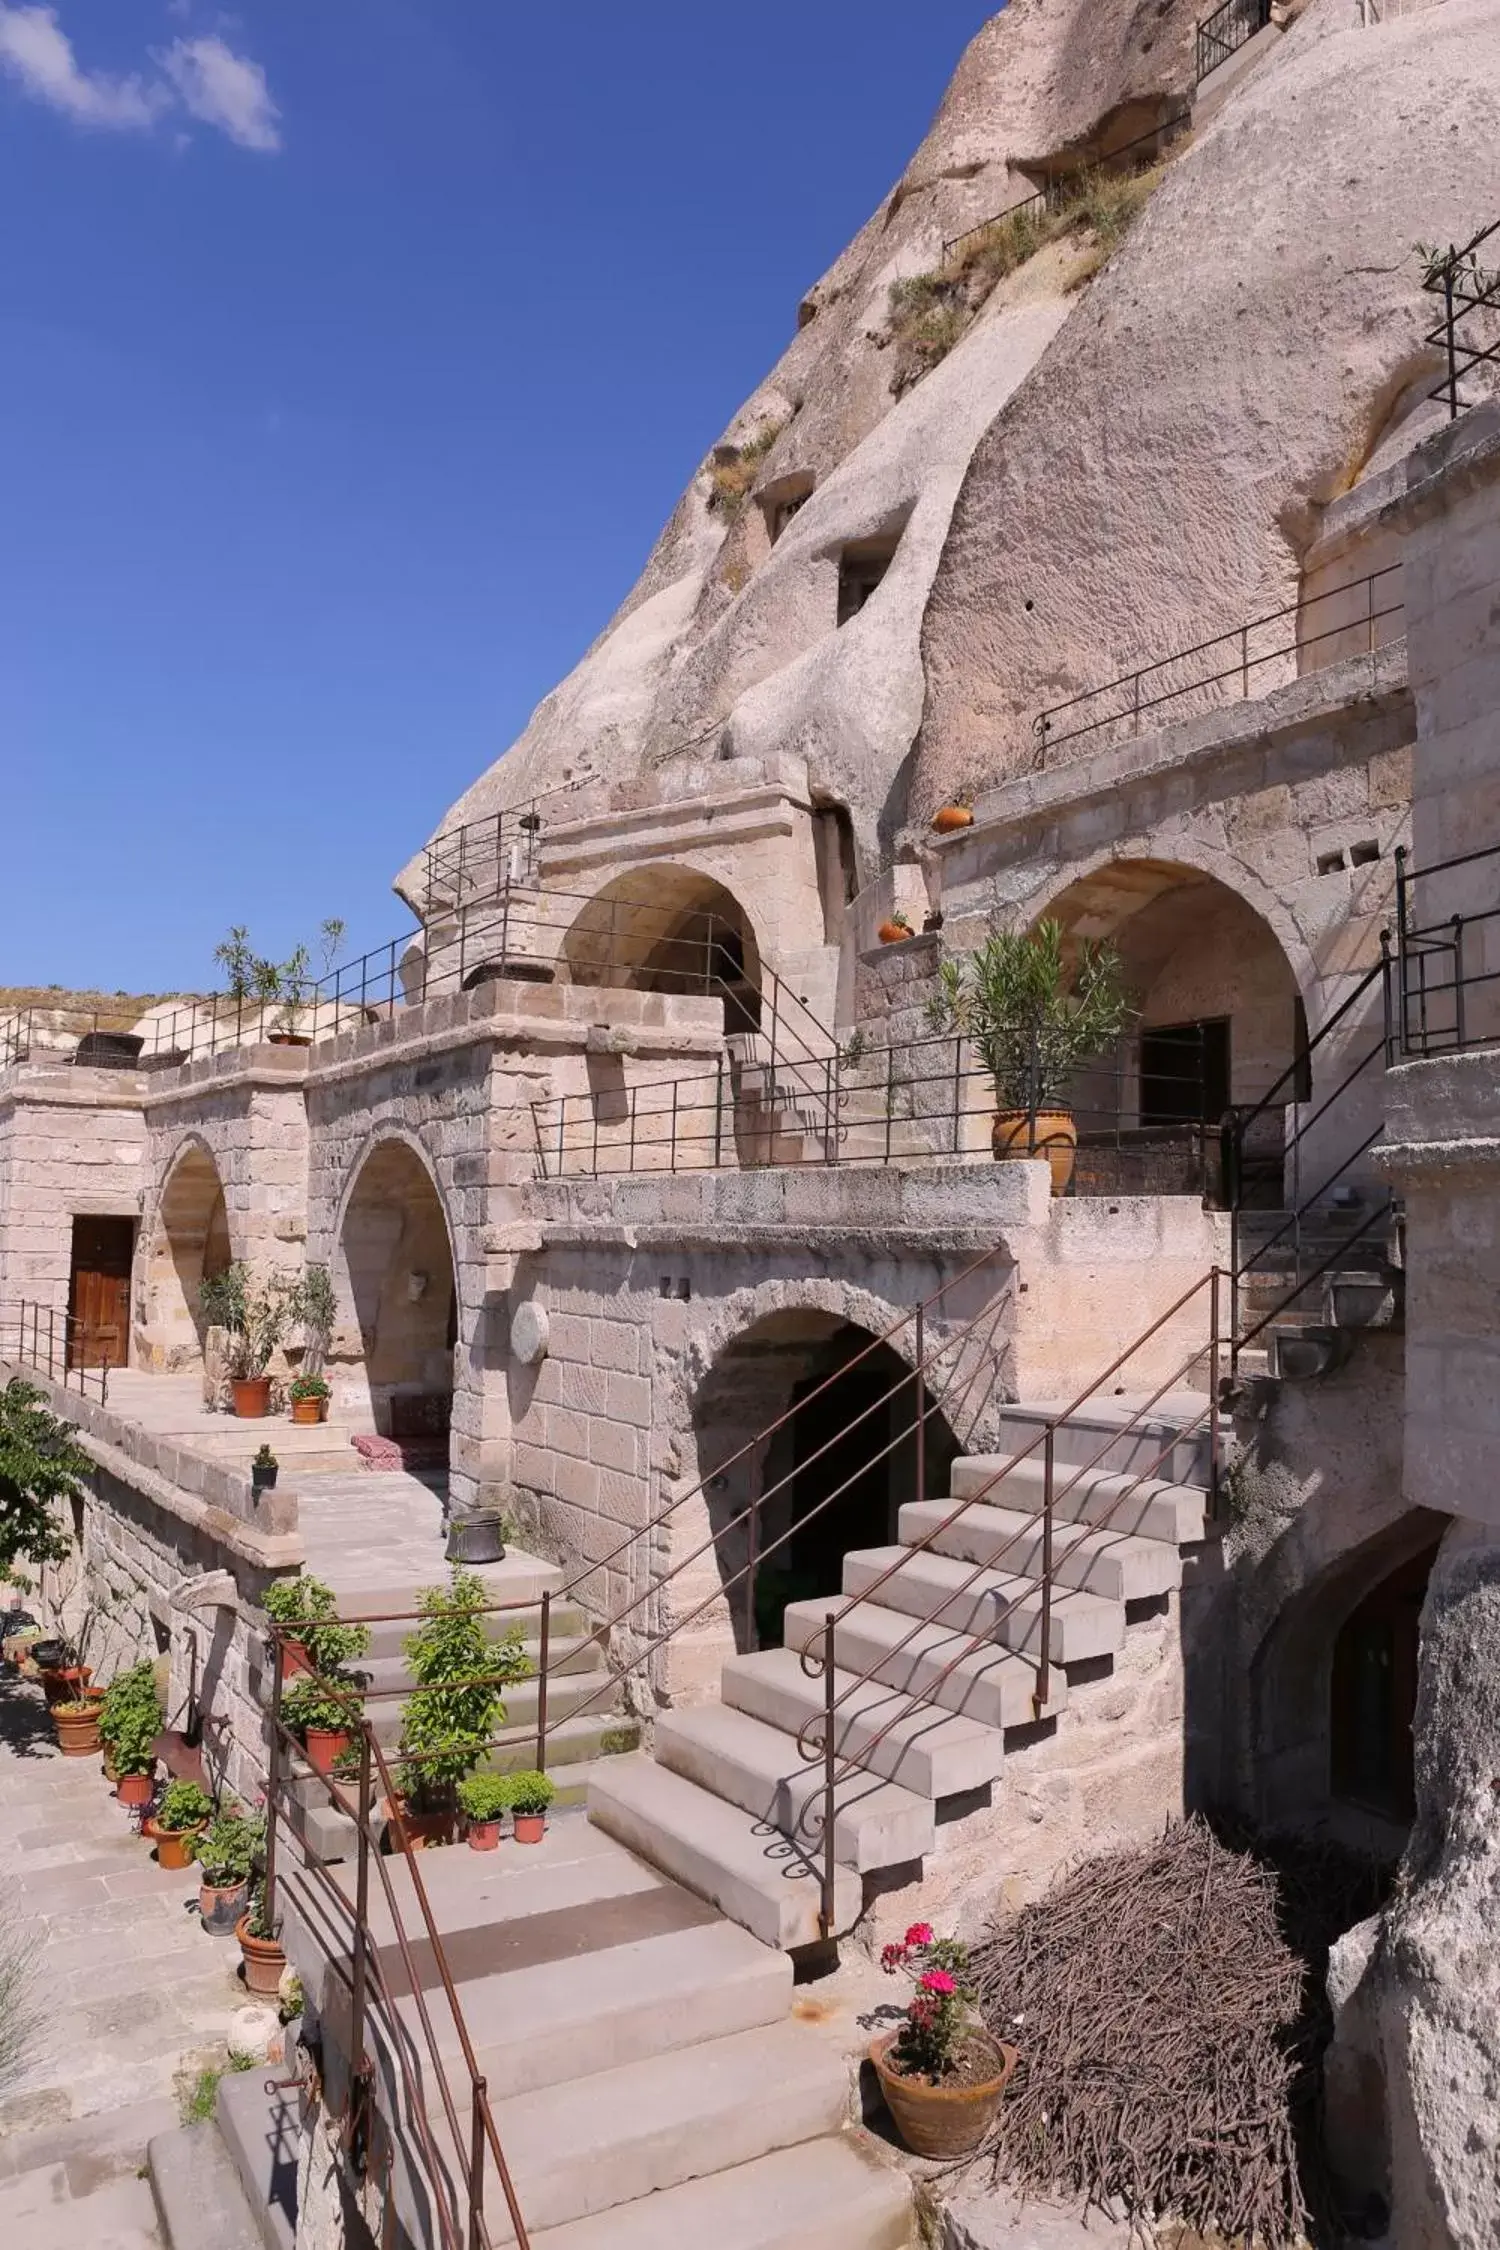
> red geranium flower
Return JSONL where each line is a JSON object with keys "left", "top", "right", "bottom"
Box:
{"left": 919, "top": 1969, "right": 956, "bottom": 1996}
{"left": 904, "top": 1921, "right": 934, "bottom": 1947}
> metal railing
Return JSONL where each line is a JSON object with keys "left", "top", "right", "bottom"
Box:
{"left": 0, "top": 1301, "right": 113, "bottom": 1401}
{"left": 533, "top": 1018, "right": 1226, "bottom": 1192}
{"left": 1195, "top": 0, "right": 1271, "bottom": 83}
{"left": 1390, "top": 838, "right": 1500, "bottom": 1056}
{"left": 261, "top": 1631, "right": 533, "bottom": 2250}
{"left": 415, "top": 775, "right": 599, "bottom": 922}
{"left": 1421, "top": 219, "right": 1500, "bottom": 421}
{"left": 1031, "top": 562, "right": 1404, "bottom": 766}
{"left": 940, "top": 108, "right": 1190, "bottom": 272}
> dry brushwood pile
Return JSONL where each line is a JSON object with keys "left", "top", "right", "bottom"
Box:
{"left": 970, "top": 1820, "right": 1313, "bottom": 2246}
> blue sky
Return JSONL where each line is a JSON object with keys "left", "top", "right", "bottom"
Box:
{"left": 0, "top": 1, "right": 996, "bottom": 994}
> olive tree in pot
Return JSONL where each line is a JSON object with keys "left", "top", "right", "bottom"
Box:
{"left": 926, "top": 916, "right": 1129, "bottom": 1193}
{"left": 198, "top": 1265, "right": 298, "bottom": 1420}
{"left": 394, "top": 1567, "right": 530, "bottom": 1849}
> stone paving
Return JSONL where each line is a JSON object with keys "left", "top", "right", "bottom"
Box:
{"left": 0, "top": 1674, "right": 247, "bottom": 2244}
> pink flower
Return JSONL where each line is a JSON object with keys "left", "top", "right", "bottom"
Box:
{"left": 919, "top": 1969, "right": 956, "bottom": 1996}
{"left": 905, "top": 1922, "right": 934, "bottom": 1948}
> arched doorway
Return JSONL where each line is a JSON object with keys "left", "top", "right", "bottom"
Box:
{"left": 693, "top": 1309, "right": 959, "bottom": 1651}
{"left": 335, "top": 1139, "right": 459, "bottom": 1480}
{"left": 561, "top": 867, "right": 761, "bottom": 1034}
{"left": 1330, "top": 1538, "right": 1441, "bottom": 1827}
{"left": 143, "top": 1142, "right": 231, "bottom": 1368}
{"left": 1035, "top": 860, "right": 1304, "bottom": 1200}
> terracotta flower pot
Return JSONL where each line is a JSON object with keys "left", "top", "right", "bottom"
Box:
{"left": 512, "top": 1813, "right": 547, "bottom": 1846}
{"left": 992, "top": 1107, "right": 1077, "bottom": 1194}
{"left": 289, "top": 1396, "right": 327, "bottom": 1426}
{"left": 304, "top": 1727, "right": 351, "bottom": 1778}
{"left": 390, "top": 1797, "right": 454, "bottom": 1852}
{"left": 117, "top": 1770, "right": 155, "bottom": 1808}
{"left": 231, "top": 1376, "right": 273, "bottom": 1419}
{"left": 467, "top": 1819, "right": 501, "bottom": 1853}
{"left": 146, "top": 1818, "right": 204, "bottom": 1872}
{"left": 236, "top": 1914, "right": 286, "bottom": 1996}
{"left": 870, "top": 2030, "right": 1018, "bottom": 2160}
{"left": 931, "top": 804, "right": 974, "bottom": 834}
{"left": 877, "top": 920, "right": 914, "bottom": 945}
{"left": 200, "top": 1877, "right": 249, "bottom": 1936}
{"left": 52, "top": 1703, "right": 102, "bottom": 1757}
{"left": 280, "top": 1637, "right": 311, "bottom": 1680}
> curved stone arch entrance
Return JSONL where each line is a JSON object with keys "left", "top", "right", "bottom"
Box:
{"left": 329, "top": 1131, "right": 462, "bottom": 1478}
{"left": 559, "top": 864, "right": 764, "bottom": 1033}
{"left": 140, "top": 1136, "right": 233, "bottom": 1369}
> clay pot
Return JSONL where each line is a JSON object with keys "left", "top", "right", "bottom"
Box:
{"left": 145, "top": 1818, "right": 204, "bottom": 1872}
{"left": 41, "top": 1663, "right": 91, "bottom": 1709}
{"left": 52, "top": 1702, "right": 102, "bottom": 1757}
{"left": 390, "top": 1797, "right": 455, "bottom": 1852}
{"left": 280, "top": 1637, "right": 311, "bottom": 1680}
{"left": 931, "top": 804, "right": 974, "bottom": 835}
{"left": 992, "top": 1107, "right": 1077, "bottom": 1195}
{"left": 467, "top": 1819, "right": 501, "bottom": 1853}
{"left": 512, "top": 1813, "right": 547, "bottom": 1846}
{"left": 236, "top": 1915, "right": 287, "bottom": 1997}
{"left": 116, "top": 1769, "right": 155, "bottom": 1808}
{"left": 304, "top": 1727, "right": 351, "bottom": 1778}
{"left": 289, "top": 1396, "right": 326, "bottom": 1426}
{"left": 231, "top": 1377, "right": 273, "bottom": 1419}
{"left": 870, "top": 2031, "right": 1018, "bottom": 2160}
{"left": 877, "top": 920, "right": 914, "bottom": 945}
{"left": 200, "top": 1877, "right": 249, "bottom": 1935}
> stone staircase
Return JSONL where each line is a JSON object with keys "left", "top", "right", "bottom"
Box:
{"left": 588, "top": 1397, "right": 1212, "bottom": 1953}
{"left": 1234, "top": 1198, "right": 1403, "bottom": 1381}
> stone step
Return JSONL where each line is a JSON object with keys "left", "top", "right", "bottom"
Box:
{"left": 995, "top": 1399, "right": 1211, "bottom": 1488}
{"left": 462, "top": 2019, "right": 850, "bottom": 2241}
{"left": 899, "top": 1498, "right": 1183, "bottom": 1604}
{"left": 0, "top": 2168, "right": 164, "bottom": 2245}
{"left": 147, "top": 2119, "right": 261, "bottom": 2250}
{"left": 215, "top": 2071, "right": 297, "bottom": 2250}
{"left": 654, "top": 1705, "right": 933, "bottom": 1873}
{"left": 529, "top": 2135, "right": 911, "bottom": 2250}
{"left": 950, "top": 1454, "right": 1206, "bottom": 1545}
{"left": 720, "top": 1647, "right": 1005, "bottom": 1800}
{"left": 780, "top": 1599, "right": 1055, "bottom": 1733}
{"left": 326, "top": 1551, "right": 564, "bottom": 1626}
{"left": 841, "top": 1547, "right": 1123, "bottom": 1666}
{"left": 0, "top": 2095, "right": 181, "bottom": 2196}
{"left": 588, "top": 1756, "right": 859, "bottom": 1950}
{"left": 350, "top": 1599, "right": 590, "bottom": 1663}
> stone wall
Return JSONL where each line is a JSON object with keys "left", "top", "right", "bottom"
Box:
{"left": 0, "top": 1064, "right": 148, "bottom": 1330}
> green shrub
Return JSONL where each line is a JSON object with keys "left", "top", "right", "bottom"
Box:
{"left": 500, "top": 1769, "right": 555, "bottom": 1819}
{"left": 157, "top": 1780, "right": 214, "bottom": 1833}
{"left": 706, "top": 420, "right": 785, "bottom": 519}
{"left": 457, "top": 1772, "right": 510, "bottom": 1824}
{"left": 109, "top": 1693, "right": 162, "bottom": 1777}
{"left": 195, "top": 1808, "right": 264, "bottom": 1886}
{"left": 283, "top": 1673, "right": 363, "bottom": 1737}
{"left": 262, "top": 1573, "right": 369, "bottom": 1673}
{"left": 98, "top": 1660, "right": 160, "bottom": 1748}
{"left": 396, "top": 1567, "right": 529, "bottom": 1813}
{"left": 0, "top": 1379, "right": 88, "bottom": 1574}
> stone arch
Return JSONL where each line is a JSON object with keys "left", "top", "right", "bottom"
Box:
{"left": 559, "top": 864, "right": 764, "bottom": 1034}
{"left": 330, "top": 1131, "right": 461, "bottom": 1470}
{"left": 1250, "top": 1505, "right": 1446, "bottom": 1849}
{"left": 141, "top": 1136, "right": 232, "bottom": 1369}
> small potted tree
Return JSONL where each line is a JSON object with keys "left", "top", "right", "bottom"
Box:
{"left": 925, "top": 916, "right": 1128, "bottom": 1193}
{"left": 501, "top": 1769, "right": 555, "bottom": 1845}
{"left": 198, "top": 1264, "right": 297, "bottom": 1419}
{"left": 236, "top": 1875, "right": 286, "bottom": 1996}
{"left": 871, "top": 1924, "right": 1018, "bottom": 2159}
{"left": 287, "top": 1374, "right": 330, "bottom": 1426}
{"left": 457, "top": 1771, "right": 509, "bottom": 1852}
{"left": 393, "top": 1567, "right": 529, "bottom": 1849}
{"left": 195, "top": 1807, "right": 265, "bottom": 1933}
{"left": 145, "top": 1778, "right": 214, "bottom": 1871}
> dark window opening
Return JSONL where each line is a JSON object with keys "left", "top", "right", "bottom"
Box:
{"left": 1349, "top": 839, "right": 1381, "bottom": 867}
{"left": 1139, "top": 1018, "right": 1230, "bottom": 1129}
{"left": 837, "top": 539, "right": 898, "bottom": 625}
{"left": 771, "top": 492, "right": 809, "bottom": 543}
{"left": 1330, "top": 1541, "right": 1440, "bottom": 1824}
{"left": 1292, "top": 995, "right": 1312, "bottom": 1104}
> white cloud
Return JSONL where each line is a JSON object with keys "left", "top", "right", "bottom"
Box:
{"left": 0, "top": 4, "right": 163, "bottom": 129}
{"left": 0, "top": 5, "right": 280, "bottom": 151}
{"left": 161, "top": 33, "right": 279, "bottom": 153}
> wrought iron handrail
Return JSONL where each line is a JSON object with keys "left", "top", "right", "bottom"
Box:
{"left": 1421, "top": 218, "right": 1500, "bottom": 420}
{"left": 1195, "top": 0, "right": 1271, "bottom": 83}
{"left": 1391, "top": 837, "right": 1500, "bottom": 1055}
{"left": 1031, "top": 562, "right": 1404, "bottom": 764}
{"left": 261, "top": 1635, "right": 533, "bottom": 2250}
{"left": 415, "top": 773, "right": 599, "bottom": 921}
{"left": 0, "top": 1300, "right": 113, "bottom": 1402}
{"left": 940, "top": 107, "right": 1191, "bottom": 270}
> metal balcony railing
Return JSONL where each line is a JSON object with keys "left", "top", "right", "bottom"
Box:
{"left": 940, "top": 108, "right": 1191, "bottom": 273}
{"left": 1195, "top": 0, "right": 1272, "bottom": 84}
{"left": 1421, "top": 219, "right": 1500, "bottom": 421}
{"left": 1390, "top": 838, "right": 1500, "bottom": 1056}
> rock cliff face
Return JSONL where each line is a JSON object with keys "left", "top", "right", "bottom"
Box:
{"left": 406, "top": 0, "right": 1500, "bottom": 904}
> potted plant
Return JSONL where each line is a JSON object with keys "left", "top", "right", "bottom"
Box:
{"left": 251, "top": 1445, "right": 278, "bottom": 1493}
{"left": 98, "top": 1660, "right": 161, "bottom": 1787}
{"left": 393, "top": 1567, "right": 529, "bottom": 1850}
{"left": 195, "top": 1807, "right": 265, "bottom": 1934}
{"left": 283, "top": 1671, "right": 365, "bottom": 1778}
{"left": 931, "top": 801, "right": 974, "bottom": 835}
{"left": 262, "top": 1573, "right": 321, "bottom": 1677}
{"left": 35, "top": 1642, "right": 92, "bottom": 1708}
{"left": 236, "top": 1878, "right": 286, "bottom": 1996}
{"left": 107, "top": 1680, "right": 164, "bottom": 1807}
{"left": 457, "top": 1771, "right": 510, "bottom": 1852}
{"left": 287, "top": 1373, "right": 330, "bottom": 1427}
{"left": 199, "top": 1264, "right": 298, "bottom": 1419}
{"left": 925, "top": 916, "right": 1129, "bottom": 1193}
{"left": 51, "top": 1695, "right": 103, "bottom": 1757}
{"left": 501, "top": 1769, "right": 555, "bottom": 1845}
{"left": 213, "top": 919, "right": 345, "bottom": 1049}
{"left": 877, "top": 910, "right": 914, "bottom": 945}
{"left": 145, "top": 1778, "right": 214, "bottom": 1871}
{"left": 871, "top": 1924, "right": 1018, "bottom": 2159}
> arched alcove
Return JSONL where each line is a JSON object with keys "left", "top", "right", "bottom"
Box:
{"left": 560, "top": 866, "right": 762, "bottom": 1034}
{"left": 143, "top": 1142, "right": 231, "bottom": 1368}
{"left": 334, "top": 1138, "right": 458, "bottom": 1477}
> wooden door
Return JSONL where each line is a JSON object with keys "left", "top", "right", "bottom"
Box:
{"left": 67, "top": 1216, "right": 135, "bottom": 1370}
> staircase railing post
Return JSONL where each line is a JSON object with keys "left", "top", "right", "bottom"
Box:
{"left": 350, "top": 1725, "right": 373, "bottom": 2150}
{"left": 1034, "top": 1426, "right": 1055, "bottom": 1717}
{"left": 914, "top": 1304, "right": 926, "bottom": 1510}
{"left": 819, "top": 1614, "right": 837, "bottom": 1942}
{"left": 1380, "top": 927, "right": 1395, "bottom": 1065}
{"left": 534, "top": 1591, "right": 550, "bottom": 1774}
{"left": 744, "top": 1456, "right": 760, "bottom": 1654}
{"left": 1208, "top": 1269, "right": 1222, "bottom": 1521}
{"left": 468, "top": 2078, "right": 488, "bottom": 2250}
{"left": 1452, "top": 915, "right": 1466, "bottom": 1050}
{"left": 263, "top": 1629, "right": 284, "bottom": 1939}
{"left": 1394, "top": 844, "right": 1411, "bottom": 1056}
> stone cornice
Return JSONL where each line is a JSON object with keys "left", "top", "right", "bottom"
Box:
{"left": 1374, "top": 1135, "right": 1500, "bottom": 1182}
